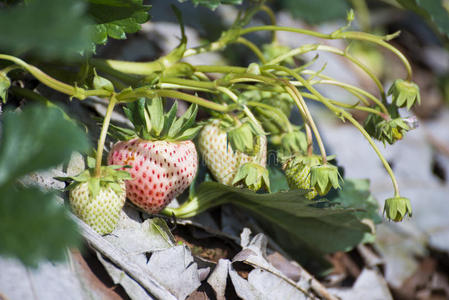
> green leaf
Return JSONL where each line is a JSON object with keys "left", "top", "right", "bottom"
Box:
{"left": 147, "top": 97, "right": 164, "bottom": 136}
{"left": 331, "top": 179, "right": 381, "bottom": 243}
{"left": 195, "top": 182, "right": 372, "bottom": 254}
{"left": 161, "top": 101, "right": 178, "bottom": 137}
{"left": 0, "top": 0, "right": 92, "bottom": 59}
{"left": 179, "top": 0, "right": 242, "bottom": 10}
{"left": 0, "top": 187, "right": 81, "bottom": 267}
{"left": 280, "top": 0, "right": 349, "bottom": 24}
{"left": 174, "top": 126, "right": 202, "bottom": 141}
{"left": 168, "top": 103, "right": 198, "bottom": 138}
{"left": 87, "top": 0, "right": 151, "bottom": 47}
{"left": 0, "top": 105, "right": 90, "bottom": 186}
{"left": 397, "top": 0, "right": 449, "bottom": 37}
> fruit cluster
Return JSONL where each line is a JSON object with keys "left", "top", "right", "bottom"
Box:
{"left": 1, "top": 3, "right": 419, "bottom": 235}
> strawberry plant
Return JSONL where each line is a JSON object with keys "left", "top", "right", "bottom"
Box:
{"left": 0, "top": 0, "right": 422, "bottom": 267}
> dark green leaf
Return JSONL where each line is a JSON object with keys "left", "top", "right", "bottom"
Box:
{"left": 396, "top": 0, "right": 449, "bottom": 37}
{"left": 0, "top": 0, "right": 92, "bottom": 59}
{"left": 0, "top": 105, "right": 90, "bottom": 186}
{"left": 195, "top": 182, "right": 372, "bottom": 254}
{"left": 87, "top": 0, "right": 151, "bottom": 47}
{"left": 280, "top": 0, "right": 349, "bottom": 24}
{"left": 331, "top": 179, "right": 381, "bottom": 242}
{"left": 0, "top": 187, "right": 81, "bottom": 267}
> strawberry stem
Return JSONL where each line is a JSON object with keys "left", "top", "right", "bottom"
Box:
{"left": 239, "top": 26, "right": 413, "bottom": 81}
{"left": 0, "top": 54, "right": 112, "bottom": 100}
{"left": 95, "top": 94, "right": 118, "bottom": 177}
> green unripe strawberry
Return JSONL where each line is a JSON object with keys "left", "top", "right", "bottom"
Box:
{"left": 57, "top": 158, "right": 132, "bottom": 235}
{"left": 283, "top": 155, "right": 321, "bottom": 199}
{"left": 198, "top": 120, "right": 267, "bottom": 187}
{"left": 70, "top": 181, "right": 126, "bottom": 235}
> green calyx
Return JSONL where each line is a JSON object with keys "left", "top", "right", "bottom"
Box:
{"left": 0, "top": 71, "right": 11, "bottom": 103}
{"left": 227, "top": 121, "right": 259, "bottom": 155}
{"left": 388, "top": 79, "right": 421, "bottom": 110}
{"left": 383, "top": 196, "right": 412, "bottom": 222}
{"left": 56, "top": 157, "right": 131, "bottom": 199}
{"left": 232, "top": 162, "right": 270, "bottom": 192}
{"left": 364, "top": 105, "right": 411, "bottom": 145}
{"left": 310, "top": 164, "right": 342, "bottom": 196}
{"left": 111, "top": 97, "right": 201, "bottom": 142}
{"left": 278, "top": 127, "right": 308, "bottom": 158}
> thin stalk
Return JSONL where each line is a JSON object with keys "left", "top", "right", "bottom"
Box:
{"left": 235, "top": 37, "right": 266, "bottom": 63}
{"left": 305, "top": 123, "right": 313, "bottom": 156}
{"left": 217, "top": 86, "right": 265, "bottom": 133}
{"left": 0, "top": 54, "right": 111, "bottom": 99}
{"left": 286, "top": 83, "right": 327, "bottom": 163}
{"left": 194, "top": 65, "right": 248, "bottom": 74}
{"left": 316, "top": 45, "right": 385, "bottom": 98}
{"left": 302, "top": 92, "right": 384, "bottom": 116}
{"left": 259, "top": 5, "right": 277, "bottom": 42}
{"left": 95, "top": 94, "right": 117, "bottom": 177}
{"left": 265, "top": 65, "right": 330, "bottom": 162}
{"left": 246, "top": 101, "right": 293, "bottom": 132}
{"left": 240, "top": 25, "right": 412, "bottom": 80}
{"left": 270, "top": 66, "right": 400, "bottom": 195}
{"left": 162, "top": 196, "right": 227, "bottom": 218}
{"left": 90, "top": 58, "right": 142, "bottom": 85}
{"left": 117, "top": 88, "right": 230, "bottom": 112}
{"left": 343, "top": 112, "right": 400, "bottom": 196}
{"left": 310, "top": 79, "right": 387, "bottom": 113}
{"left": 339, "top": 31, "right": 412, "bottom": 80}
{"left": 91, "top": 58, "right": 163, "bottom": 76}
{"left": 267, "top": 44, "right": 385, "bottom": 98}
{"left": 1, "top": 64, "right": 21, "bottom": 74}
{"left": 159, "top": 77, "right": 216, "bottom": 89}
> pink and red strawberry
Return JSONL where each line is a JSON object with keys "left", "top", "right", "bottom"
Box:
{"left": 108, "top": 139, "right": 197, "bottom": 213}
{"left": 108, "top": 98, "right": 200, "bottom": 213}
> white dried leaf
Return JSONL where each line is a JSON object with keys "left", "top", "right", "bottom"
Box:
{"left": 147, "top": 245, "right": 201, "bottom": 300}
{"left": 97, "top": 253, "right": 154, "bottom": 300}
{"left": 0, "top": 256, "right": 85, "bottom": 300}
{"left": 66, "top": 152, "right": 85, "bottom": 176}
{"left": 328, "top": 268, "right": 393, "bottom": 300}
{"left": 20, "top": 167, "right": 66, "bottom": 190}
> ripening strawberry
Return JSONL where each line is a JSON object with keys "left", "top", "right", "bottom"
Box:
{"left": 70, "top": 181, "right": 126, "bottom": 235}
{"left": 198, "top": 120, "right": 267, "bottom": 186}
{"left": 108, "top": 98, "right": 200, "bottom": 214}
{"left": 109, "top": 139, "right": 197, "bottom": 213}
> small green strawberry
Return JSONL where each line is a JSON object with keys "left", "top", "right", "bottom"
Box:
{"left": 58, "top": 158, "right": 131, "bottom": 235}
{"left": 283, "top": 155, "right": 321, "bottom": 199}
{"left": 198, "top": 120, "right": 267, "bottom": 188}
